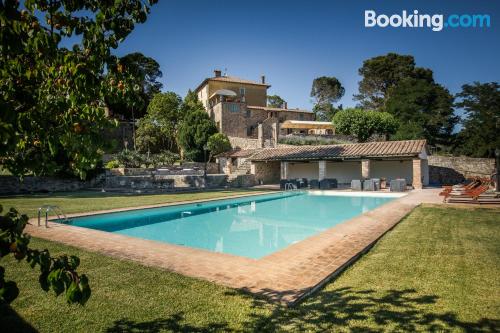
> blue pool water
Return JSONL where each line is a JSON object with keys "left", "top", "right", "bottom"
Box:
{"left": 64, "top": 192, "right": 395, "bottom": 259}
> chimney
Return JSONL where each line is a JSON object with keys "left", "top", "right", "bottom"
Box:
{"left": 283, "top": 102, "right": 288, "bottom": 109}
{"left": 261, "top": 75, "right": 266, "bottom": 84}
{"left": 214, "top": 69, "right": 222, "bottom": 77}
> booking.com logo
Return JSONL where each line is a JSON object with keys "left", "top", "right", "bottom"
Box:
{"left": 365, "top": 10, "right": 491, "bottom": 32}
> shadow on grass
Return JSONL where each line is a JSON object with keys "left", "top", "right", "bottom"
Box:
{"left": 105, "top": 312, "right": 229, "bottom": 333}
{"left": 102, "top": 287, "right": 499, "bottom": 332}
{"left": 242, "top": 287, "right": 499, "bottom": 332}
{"left": 0, "top": 304, "right": 38, "bottom": 333}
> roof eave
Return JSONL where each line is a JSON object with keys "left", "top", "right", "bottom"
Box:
{"left": 195, "top": 78, "right": 271, "bottom": 93}
{"left": 251, "top": 153, "right": 420, "bottom": 162}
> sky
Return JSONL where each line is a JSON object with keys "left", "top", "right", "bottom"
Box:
{"left": 113, "top": 0, "right": 500, "bottom": 111}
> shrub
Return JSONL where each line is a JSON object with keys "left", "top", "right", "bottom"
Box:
{"left": 115, "top": 151, "right": 179, "bottom": 168}
{"left": 116, "top": 150, "right": 144, "bottom": 168}
{"left": 105, "top": 160, "right": 120, "bottom": 169}
{"left": 154, "top": 152, "right": 179, "bottom": 167}
{"left": 333, "top": 108, "right": 398, "bottom": 142}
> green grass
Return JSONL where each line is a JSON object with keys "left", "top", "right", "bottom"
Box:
{"left": 1, "top": 206, "right": 499, "bottom": 332}
{"left": 0, "top": 189, "right": 268, "bottom": 218}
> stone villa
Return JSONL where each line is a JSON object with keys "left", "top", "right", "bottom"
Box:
{"left": 195, "top": 70, "right": 334, "bottom": 148}
{"left": 194, "top": 71, "right": 429, "bottom": 190}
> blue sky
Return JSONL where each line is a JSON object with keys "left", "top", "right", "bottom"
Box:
{"left": 114, "top": 0, "right": 500, "bottom": 110}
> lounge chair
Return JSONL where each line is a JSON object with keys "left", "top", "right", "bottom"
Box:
{"left": 447, "top": 190, "right": 500, "bottom": 204}
{"left": 443, "top": 184, "right": 491, "bottom": 203}
{"left": 439, "top": 178, "right": 480, "bottom": 197}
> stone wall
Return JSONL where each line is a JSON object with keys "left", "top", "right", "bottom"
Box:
{"left": 229, "top": 174, "right": 257, "bottom": 187}
{"left": 251, "top": 161, "right": 281, "bottom": 184}
{"left": 179, "top": 162, "right": 219, "bottom": 174}
{"left": 105, "top": 174, "right": 228, "bottom": 190}
{"left": 228, "top": 136, "right": 261, "bottom": 149}
{"left": 428, "top": 156, "right": 495, "bottom": 185}
{"left": 0, "top": 176, "right": 102, "bottom": 195}
{"left": 104, "top": 162, "right": 219, "bottom": 175}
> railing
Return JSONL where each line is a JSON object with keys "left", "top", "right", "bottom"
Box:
{"left": 284, "top": 182, "right": 297, "bottom": 191}
{"left": 37, "top": 205, "right": 69, "bottom": 228}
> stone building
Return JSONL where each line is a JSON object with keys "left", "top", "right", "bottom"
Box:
{"left": 195, "top": 70, "right": 329, "bottom": 143}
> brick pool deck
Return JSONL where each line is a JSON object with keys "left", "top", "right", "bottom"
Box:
{"left": 25, "top": 188, "right": 442, "bottom": 305}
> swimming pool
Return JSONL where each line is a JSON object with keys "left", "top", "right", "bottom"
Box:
{"left": 63, "top": 191, "right": 397, "bottom": 259}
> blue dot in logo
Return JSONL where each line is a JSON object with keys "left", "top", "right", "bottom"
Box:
{"left": 444, "top": 22, "right": 448, "bottom": 27}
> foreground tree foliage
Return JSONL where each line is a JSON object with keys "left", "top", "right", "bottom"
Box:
{"left": 0, "top": 205, "right": 90, "bottom": 305}
{"left": 0, "top": 0, "right": 157, "bottom": 179}
{"left": 333, "top": 108, "right": 398, "bottom": 142}
{"left": 310, "top": 76, "right": 345, "bottom": 121}
{"left": 453, "top": 82, "right": 500, "bottom": 158}
{"left": 0, "top": 0, "right": 157, "bottom": 308}
{"left": 106, "top": 52, "right": 163, "bottom": 120}
{"left": 135, "top": 92, "right": 182, "bottom": 153}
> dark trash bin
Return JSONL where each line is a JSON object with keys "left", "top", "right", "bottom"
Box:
{"left": 309, "top": 179, "right": 319, "bottom": 189}
{"left": 319, "top": 178, "right": 338, "bottom": 189}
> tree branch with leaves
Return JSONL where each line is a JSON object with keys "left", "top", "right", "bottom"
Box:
{"left": 0, "top": 205, "right": 90, "bottom": 305}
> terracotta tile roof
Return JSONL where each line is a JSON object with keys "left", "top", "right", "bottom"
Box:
{"left": 216, "top": 149, "right": 258, "bottom": 158}
{"left": 211, "top": 76, "right": 270, "bottom": 86}
{"left": 195, "top": 76, "right": 270, "bottom": 92}
{"left": 250, "top": 140, "right": 427, "bottom": 161}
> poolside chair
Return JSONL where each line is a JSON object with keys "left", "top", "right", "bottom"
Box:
{"left": 443, "top": 184, "right": 491, "bottom": 203}
{"left": 447, "top": 190, "right": 500, "bottom": 204}
{"left": 439, "top": 178, "right": 481, "bottom": 197}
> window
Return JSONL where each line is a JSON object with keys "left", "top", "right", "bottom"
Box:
{"left": 246, "top": 109, "right": 251, "bottom": 117}
{"left": 229, "top": 103, "right": 239, "bottom": 112}
{"left": 239, "top": 87, "right": 246, "bottom": 96}
{"left": 246, "top": 126, "right": 254, "bottom": 137}
{"left": 299, "top": 113, "right": 304, "bottom": 120}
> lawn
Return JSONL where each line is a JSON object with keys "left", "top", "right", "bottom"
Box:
{"left": 0, "top": 189, "right": 268, "bottom": 218}
{"left": 1, "top": 205, "right": 499, "bottom": 332}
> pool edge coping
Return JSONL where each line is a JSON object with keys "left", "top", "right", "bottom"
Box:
{"left": 25, "top": 188, "right": 442, "bottom": 305}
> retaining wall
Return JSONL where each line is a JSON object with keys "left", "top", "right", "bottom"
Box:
{"left": 428, "top": 156, "right": 495, "bottom": 185}
{"left": 0, "top": 176, "right": 101, "bottom": 195}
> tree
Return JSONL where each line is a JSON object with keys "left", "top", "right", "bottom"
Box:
{"left": 0, "top": 205, "right": 90, "bottom": 305}
{"left": 333, "top": 108, "right": 398, "bottom": 142}
{"left": 385, "top": 78, "right": 457, "bottom": 146}
{"left": 267, "top": 95, "right": 286, "bottom": 108}
{"left": 354, "top": 53, "right": 428, "bottom": 109}
{"left": 453, "top": 82, "right": 500, "bottom": 158}
{"left": 106, "top": 52, "right": 163, "bottom": 120}
{"left": 311, "top": 76, "right": 345, "bottom": 121}
{"left": 179, "top": 89, "right": 205, "bottom": 119}
{"left": 0, "top": 0, "right": 157, "bottom": 179}
{"left": 207, "top": 133, "right": 232, "bottom": 162}
{"left": 177, "top": 111, "right": 218, "bottom": 161}
{"left": 135, "top": 92, "right": 182, "bottom": 153}
{"left": 312, "top": 103, "right": 343, "bottom": 122}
